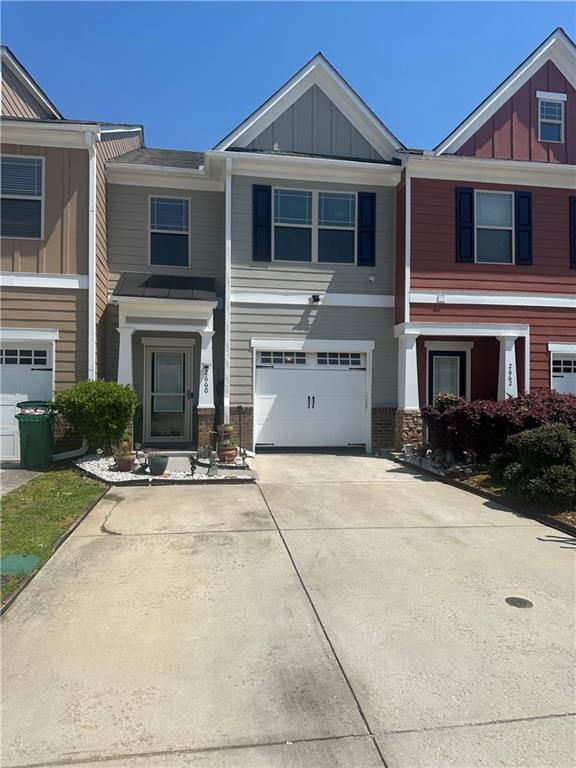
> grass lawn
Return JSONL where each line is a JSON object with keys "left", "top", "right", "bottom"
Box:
{"left": 1, "top": 468, "right": 105, "bottom": 603}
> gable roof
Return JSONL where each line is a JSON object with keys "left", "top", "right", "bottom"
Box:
{"left": 214, "top": 52, "right": 405, "bottom": 158}
{"left": 435, "top": 27, "right": 576, "bottom": 156}
{"left": 109, "top": 147, "right": 204, "bottom": 169}
{"left": 1, "top": 45, "right": 63, "bottom": 119}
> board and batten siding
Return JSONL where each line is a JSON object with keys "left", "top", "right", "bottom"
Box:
{"left": 411, "top": 178, "right": 576, "bottom": 295}
{"left": 230, "top": 304, "right": 397, "bottom": 408}
{"left": 0, "top": 143, "right": 88, "bottom": 274}
{"left": 456, "top": 61, "right": 576, "bottom": 164}
{"left": 94, "top": 132, "right": 142, "bottom": 375}
{"left": 246, "top": 85, "right": 384, "bottom": 161}
{"left": 106, "top": 184, "right": 225, "bottom": 294}
{"left": 0, "top": 287, "right": 88, "bottom": 388}
{"left": 231, "top": 175, "right": 395, "bottom": 295}
{"left": 0, "top": 65, "right": 54, "bottom": 119}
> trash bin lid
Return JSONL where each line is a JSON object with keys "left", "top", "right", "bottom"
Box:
{"left": 17, "top": 401, "right": 55, "bottom": 414}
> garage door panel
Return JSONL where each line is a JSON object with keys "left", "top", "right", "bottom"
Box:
{"left": 254, "top": 358, "right": 369, "bottom": 448}
{"left": 552, "top": 355, "right": 576, "bottom": 395}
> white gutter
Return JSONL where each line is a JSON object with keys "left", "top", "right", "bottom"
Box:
{"left": 223, "top": 155, "right": 232, "bottom": 422}
{"left": 85, "top": 131, "right": 98, "bottom": 380}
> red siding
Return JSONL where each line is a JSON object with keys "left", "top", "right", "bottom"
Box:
{"left": 410, "top": 304, "right": 576, "bottom": 392}
{"left": 411, "top": 178, "right": 576, "bottom": 295}
{"left": 394, "top": 176, "right": 406, "bottom": 324}
{"left": 456, "top": 61, "right": 576, "bottom": 164}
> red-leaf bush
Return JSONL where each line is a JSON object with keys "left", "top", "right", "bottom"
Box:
{"left": 422, "top": 390, "right": 576, "bottom": 462}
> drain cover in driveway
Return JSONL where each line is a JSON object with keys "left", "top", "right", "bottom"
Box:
{"left": 0, "top": 554, "right": 40, "bottom": 574}
{"left": 505, "top": 596, "right": 533, "bottom": 608}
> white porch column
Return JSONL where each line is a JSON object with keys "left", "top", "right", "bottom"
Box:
{"left": 497, "top": 336, "right": 518, "bottom": 399}
{"left": 397, "top": 333, "right": 420, "bottom": 410}
{"left": 116, "top": 327, "right": 134, "bottom": 386}
{"left": 198, "top": 315, "right": 215, "bottom": 410}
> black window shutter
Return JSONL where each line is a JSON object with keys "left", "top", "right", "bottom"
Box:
{"left": 252, "top": 185, "right": 271, "bottom": 262}
{"left": 455, "top": 187, "right": 474, "bottom": 263}
{"left": 570, "top": 197, "right": 576, "bottom": 269}
{"left": 515, "top": 191, "right": 532, "bottom": 266}
{"left": 357, "top": 192, "right": 376, "bottom": 266}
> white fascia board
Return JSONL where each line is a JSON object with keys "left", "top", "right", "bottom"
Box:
{"left": 0, "top": 327, "right": 59, "bottom": 341}
{"left": 0, "top": 120, "right": 100, "bottom": 149}
{"left": 548, "top": 343, "right": 576, "bottom": 354}
{"left": 0, "top": 272, "right": 88, "bottom": 289}
{"left": 2, "top": 53, "right": 63, "bottom": 119}
{"left": 395, "top": 321, "right": 530, "bottom": 338}
{"left": 424, "top": 340, "right": 474, "bottom": 351}
{"left": 250, "top": 338, "right": 375, "bottom": 353}
{"left": 231, "top": 289, "right": 394, "bottom": 308}
{"left": 99, "top": 126, "right": 143, "bottom": 135}
{"left": 106, "top": 163, "right": 224, "bottom": 191}
{"left": 218, "top": 151, "right": 401, "bottom": 186}
{"left": 406, "top": 154, "right": 576, "bottom": 189}
{"left": 214, "top": 54, "right": 403, "bottom": 157}
{"left": 411, "top": 290, "right": 576, "bottom": 309}
{"left": 113, "top": 295, "right": 217, "bottom": 316}
{"left": 436, "top": 30, "right": 576, "bottom": 155}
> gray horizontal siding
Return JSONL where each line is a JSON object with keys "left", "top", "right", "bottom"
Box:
{"left": 247, "top": 85, "right": 383, "bottom": 161}
{"left": 231, "top": 175, "right": 395, "bottom": 294}
{"left": 107, "top": 184, "right": 225, "bottom": 294}
{"left": 230, "top": 304, "right": 397, "bottom": 408}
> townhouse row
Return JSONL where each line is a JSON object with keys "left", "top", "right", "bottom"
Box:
{"left": 1, "top": 28, "right": 575, "bottom": 459}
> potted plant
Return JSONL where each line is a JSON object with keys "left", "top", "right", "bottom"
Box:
{"left": 217, "top": 440, "right": 238, "bottom": 464}
{"left": 147, "top": 451, "right": 169, "bottom": 476}
{"left": 115, "top": 440, "right": 136, "bottom": 473}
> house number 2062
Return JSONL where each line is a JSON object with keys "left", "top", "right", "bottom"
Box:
{"left": 508, "top": 363, "right": 513, "bottom": 387}
{"left": 202, "top": 363, "right": 210, "bottom": 394}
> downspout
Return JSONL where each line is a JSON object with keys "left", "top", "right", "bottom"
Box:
{"left": 223, "top": 155, "right": 232, "bottom": 422}
{"left": 404, "top": 163, "right": 411, "bottom": 324}
{"left": 85, "top": 131, "right": 98, "bottom": 380}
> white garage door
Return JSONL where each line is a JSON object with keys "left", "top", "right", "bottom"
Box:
{"left": 0, "top": 345, "right": 53, "bottom": 460}
{"left": 254, "top": 350, "right": 369, "bottom": 448}
{"left": 552, "top": 355, "right": 576, "bottom": 394}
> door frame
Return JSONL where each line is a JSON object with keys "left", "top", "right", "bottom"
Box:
{"left": 143, "top": 341, "right": 194, "bottom": 445}
{"left": 250, "top": 338, "right": 374, "bottom": 452}
{"left": 425, "top": 341, "right": 474, "bottom": 405}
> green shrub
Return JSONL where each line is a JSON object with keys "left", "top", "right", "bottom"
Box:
{"left": 524, "top": 466, "right": 576, "bottom": 510}
{"left": 55, "top": 380, "right": 138, "bottom": 453}
{"left": 494, "top": 423, "right": 576, "bottom": 511}
{"left": 434, "top": 392, "right": 462, "bottom": 413}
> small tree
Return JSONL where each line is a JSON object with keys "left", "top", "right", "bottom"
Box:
{"left": 55, "top": 380, "right": 138, "bottom": 454}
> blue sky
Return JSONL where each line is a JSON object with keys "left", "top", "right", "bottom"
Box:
{"left": 3, "top": 2, "right": 574, "bottom": 151}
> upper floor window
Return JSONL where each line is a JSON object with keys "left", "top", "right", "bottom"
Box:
{"left": 537, "top": 91, "right": 566, "bottom": 143}
{"left": 475, "top": 191, "right": 513, "bottom": 264}
{"left": 273, "top": 188, "right": 356, "bottom": 264}
{"left": 150, "top": 196, "right": 189, "bottom": 267}
{"left": 0, "top": 155, "right": 43, "bottom": 239}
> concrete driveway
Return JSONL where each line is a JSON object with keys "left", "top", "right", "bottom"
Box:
{"left": 2, "top": 454, "right": 575, "bottom": 768}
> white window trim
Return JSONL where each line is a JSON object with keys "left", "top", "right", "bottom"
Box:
{"left": 537, "top": 95, "right": 565, "bottom": 143}
{"left": 0, "top": 154, "right": 45, "bottom": 241}
{"left": 474, "top": 189, "right": 515, "bottom": 265}
{"left": 148, "top": 194, "right": 191, "bottom": 269}
{"left": 425, "top": 341, "right": 473, "bottom": 404}
{"left": 271, "top": 187, "right": 357, "bottom": 265}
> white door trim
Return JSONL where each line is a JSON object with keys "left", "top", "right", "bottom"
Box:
{"left": 425, "top": 342, "right": 473, "bottom": 403}
{"left": 143, "top": 344, "right": 194, "bottom": 445}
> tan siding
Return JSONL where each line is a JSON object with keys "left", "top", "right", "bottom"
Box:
{"left": 1, "top": 65, "right": 53, "bottom": 119}
{"left": 0, "top": 143, "right": 88, "bottom": 274}
{"left": 0, "top": 288, "right": 88, "bottom": 388}
{"left": 231, "top": 175, "right": 396, "bottom": 295}
{"left": 107, "top": 183, "right": 225, "bottom": 294}
{"left": 94, "top": 132, "right": 142, "bottom": 375}
{"left": 230, "top": 304, "right": 397, "bottom": 407}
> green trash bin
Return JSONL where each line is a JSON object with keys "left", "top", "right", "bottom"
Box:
{"left": 15, "top": 401, "right": 55, "bottom": 470}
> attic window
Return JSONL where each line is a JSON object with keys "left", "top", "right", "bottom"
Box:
{"left": 537, "top": 91, "right": 566, "bottom": 143}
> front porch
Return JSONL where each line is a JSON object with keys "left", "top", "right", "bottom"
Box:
{"left": 112, "top": 274, "right": 219, "bottom": 450}
{"left": 394, "top": 321, "right": 530, "bottom": 448}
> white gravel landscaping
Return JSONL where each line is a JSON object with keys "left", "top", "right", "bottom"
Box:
{"left": 75, "top": 453, "right": 255, "bottom": 485}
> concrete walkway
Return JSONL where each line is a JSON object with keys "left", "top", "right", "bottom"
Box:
{"left": 1, "top": 454, "right": 574, "bottom": 767}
